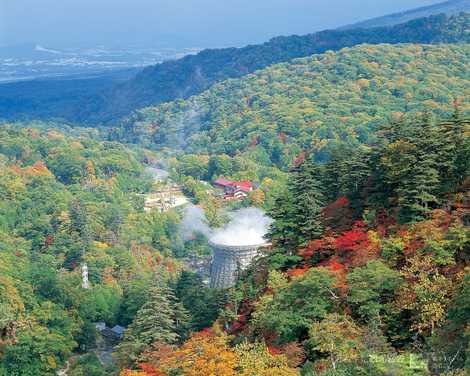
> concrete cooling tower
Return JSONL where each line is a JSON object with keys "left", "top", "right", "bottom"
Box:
{"left": 209, "top": 241, "right": 269, "bottom": 289}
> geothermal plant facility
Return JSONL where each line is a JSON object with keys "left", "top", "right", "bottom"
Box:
{"left": 209, "top": 240, "right": 269, "bottom": 289}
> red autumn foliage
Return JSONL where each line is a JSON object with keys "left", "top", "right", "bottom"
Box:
{"left": 198, "top": 327, "right": 215, "bottom": 337}
{"left": 334, "top": 221, "right": 370, "bottom": 255}
{"left": 231, "top": 321, "right": 244, "bottom": 332}
{"left": 318, "top": 256, "right": 348, "bottom": 293}
{"left": 268, "top": 345, "right": 282, "bottom": 356}
{"left": 229, "top": 298, "right": 256, "bottom": 334}
{"left": 298, "top": 239, "right": 323, "bottom": 261}
{"left": 375, "top": 209, "right": 397, "bottom": 237}
{"left": 165, "top": 260, "right": 174, "bottom": 273}
{"left": 138, "top": 363, "right": 166, "bottom": 376}
{"left": 22, "top": 161, "right": 53, "bottom": 177}
{"left": 260, "top": 328, "right": 280, "bottom": 346}
{"left": 299, "top": 234, "right": 336, "bottom": 263}
{"left": 140, "top": 342, "right": 175, "bottom": 375}
{"left": 321, "top": 257, "right": 346, "bottom": 272}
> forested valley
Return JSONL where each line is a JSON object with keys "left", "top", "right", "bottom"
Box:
{"left": 0, "top": 5, "right": 470, "bottom": 376}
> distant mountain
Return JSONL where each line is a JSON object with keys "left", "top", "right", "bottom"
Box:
{"left": 0, "top": 69, "right": 139, "bottom": 121}
{"left": 117, "top": 43, "right": 470, "bottom": 167}
{"left": 342, "top": 0, "right": 470, "bottom": 29}
{"left": 86, "top": 13, "right": 470, "bottom": 123}
{"left": 0, "top": 13, "right": 469, "bottom": 124}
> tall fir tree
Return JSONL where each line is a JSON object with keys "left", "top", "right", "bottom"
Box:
{"left": 398, "top": 115, "right": 441, "bottom": 222}
{"left": 116, "top": 284, "right": 191, "bottom": 367}
{"left": 268, "top": 156, "right": 326, "bottom": 252}
{"left": 267, "top": 188, "right": 299, "bottom": 252}
{"left": 175, "top": 271, "right": 224, "bottom": 331}
{"left": 291, "top": 157, "right": 326, "bottom": 246}
{"left": 436, "top": 108, "right": 467, "bottom": 194}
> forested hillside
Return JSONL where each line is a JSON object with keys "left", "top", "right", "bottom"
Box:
{"left": 119, "top": 112, "right": 470, "bottom": 376}
{"left": 1, "top": 3, "right": 470, "bottom": 375}
{"left": 343, "top": 0, "right": 470, "bottom": 29}
{"left": 0, "top": 13, "right": 469, "bottom": 124}
{"left": 116, "top": 43, "right": 470, "bottom": 171}
{"left": 0, "top": 127, "right": 198, "bottom": 375}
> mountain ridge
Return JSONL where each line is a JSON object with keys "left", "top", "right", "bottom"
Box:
{"left": 342, "top": 0, "right": 470, "bottom": 29}
{"left": 0, "top": 13, "right": 469, "bottom": 124}
{"left": 114, "top": 43, "right": 470, "bottom": 171}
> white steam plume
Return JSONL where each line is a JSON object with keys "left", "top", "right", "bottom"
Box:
{"left": 181, "top": 205, "right": 212, "bottom": 240}
{"left": 181, "top": 206, "right": 272, "bottom": 247}
{"left": 211, "top": 208, "right": 272, "bottom": 246}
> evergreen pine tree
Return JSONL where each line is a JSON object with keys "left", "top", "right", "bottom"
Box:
{"left": 341, "top": 147, "right": 372, "bottom": 215}
{"left": 126, "top": 285, "right": 179, "bottom": 346}
{"left": 398, "top": 115, "right": 441, "bottom": 222}
{"left": 290, "top": 157, "right": 326, "bottom": 246}
{"left": 267, "top": 188, "right": 298, "bottom": 251}
{"left": 173, "top": 300, "right": 191, "bottom": 341}
{"left": 436, "top": 108, "right": 464, "bottom": 193}
{"left": 175, "top": 271, "right": 223, "bottom": 331}
{"left": 116, "top": 284, "right": 191, "bottom": 367}
{"left": 458, "top": 118, "right": 470, "bottom": 184}
{"left": 323, "top": 149, "right": 347, "bottom": 202}
{"left": 268, "top": 156, "right": 326, "bottom": 251}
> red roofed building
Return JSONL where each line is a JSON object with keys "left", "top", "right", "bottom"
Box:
{"left": 213, "top": 177, "right": 253, "bottom": 200}
{"left": 214, "top": 177, "right": 234, "bottom": 189}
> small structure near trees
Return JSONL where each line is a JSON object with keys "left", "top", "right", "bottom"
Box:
{"left": 213, "top": 177, "right": 253, "bottom": 200}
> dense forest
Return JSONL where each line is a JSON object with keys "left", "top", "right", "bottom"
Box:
{"left": 119, "top": 112, "right": 470, "bottom": 376}
{"left": 1, "top": 115, "right": 469, "bottom": 375}
{"left": 0, "top": 13, "right": 469, "bottom": 124}
{"left": 1, "top": 6, "right": 470, "bottom": 376}
{"left": 115, "top": 43, "right": 470, "bottom": 173}
{"left": 0, "top": 127, "right": 212, "bottom": 375}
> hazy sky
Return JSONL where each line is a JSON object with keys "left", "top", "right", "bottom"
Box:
{"left": 0, "top": 0, "right": 444, "bottom": 48}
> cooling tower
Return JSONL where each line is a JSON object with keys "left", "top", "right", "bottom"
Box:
{"left": 209, "top": 241, "right": 269, "bottom": 289}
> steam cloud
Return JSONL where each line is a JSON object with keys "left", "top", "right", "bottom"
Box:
{"left": 181, "top": 205, "right": 212, "bottom": 239}
{"left": 181, "top": 206, "right": 272, "bottom": 246}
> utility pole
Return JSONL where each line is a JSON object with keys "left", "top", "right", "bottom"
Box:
{"left": 81, "top": 262, "right": 89, "bottom": 289}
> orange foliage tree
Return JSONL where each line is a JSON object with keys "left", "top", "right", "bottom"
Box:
{"left": 142, "top": 328, "right": 238, "bottom": 376}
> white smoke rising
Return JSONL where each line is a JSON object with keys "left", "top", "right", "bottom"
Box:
{"left": 169, "top": 102, "right": 202, "bottom": 150}
{"left": 211, "top": 208, "right": 273, "bottom": 246}
{"left": 181, "top": 205, "right": 272, "bottom": 247}
{"left": 181, "top": 205, "right": 212, "bottom": 239}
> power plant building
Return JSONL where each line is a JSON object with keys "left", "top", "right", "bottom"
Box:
{"left": 209, "top": 241, "right": 268, "bottom": 289}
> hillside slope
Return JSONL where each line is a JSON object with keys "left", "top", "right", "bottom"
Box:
{"left": 343, "top": 0, "right": 470, "bottom": 29}
{"left": 117, "top": 43, "right": 470, "bottom": 168}
{"left": 0, "top": 13, "right": 469, "bottom": 124}
{"left": 91, "top": 13, "right": 470, "bottom": 123}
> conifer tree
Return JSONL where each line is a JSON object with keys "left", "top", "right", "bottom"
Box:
{"left": 175, "top": 271, "right": 223, "bottom": 331}
{"left": 126, "top": 285, "right": 179, "bottom": 345}
{"left": 267, "top": 189, "right": 298, "bottom": 252}
{"left": 291, "top": 157, "right": 326, "bottom": 246}
{"left": 398, "top": 115, "right": 441, "bottom": 222}
{"left": 268, "top": 156, "right": 326, "bottom": 251}
{"left": 433, "top": 106, "right": 470, "bottom": 197}
{"left": 116, "top": 284, "right": 191, "bottom": 366}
